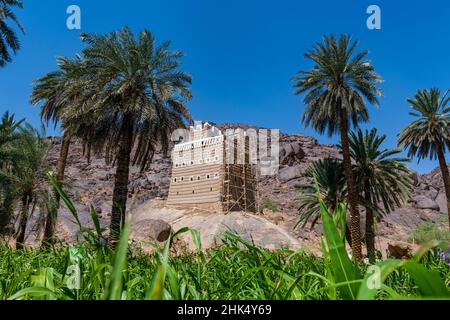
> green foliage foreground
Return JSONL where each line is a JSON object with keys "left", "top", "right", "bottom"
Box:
{"left": 0, "top": 173, "right": 449, "bottom": 300}
{"left": 0, "top": 233, "right": 449, "bottom": 300}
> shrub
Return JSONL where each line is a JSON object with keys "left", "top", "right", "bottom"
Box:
{"left": 409, "top": 222, "right": 450, "bottom": 244}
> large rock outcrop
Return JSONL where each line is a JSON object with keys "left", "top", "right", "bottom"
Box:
{"left": 413, "top": 166, "right": 449, "bottom": 214}
{"left": 131, "top": 200, "right": 303, "bottom": 251}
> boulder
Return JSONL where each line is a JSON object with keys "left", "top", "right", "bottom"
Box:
{"left": 408, "top": 171, "right": 419, "bottom": 186}
{"left": 435, "top": 193, "right": 448, "bottom": 214}
{"left": 132, "top": 201, "right": 302, "bottom": 251}
{"left": 379, "top": 207, "right": 427, "bottom": 233}
{"left": 131, "top": 219, "right": 172, "bottom": 242}
{"left": 278, "top": 165, "right": 303, "bottom": 182}
{"left": 280, "top": 142, "right": 306, "bottom": 165}
{"left": 387, "top": 242, "right": 412, "bottom": 259}
{"left": 412, "top": 195, "right": 440, "bottom": 211}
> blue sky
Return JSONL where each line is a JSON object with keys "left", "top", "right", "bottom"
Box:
{"left": 1, "top": 0, "right": 449, "bottom": 173}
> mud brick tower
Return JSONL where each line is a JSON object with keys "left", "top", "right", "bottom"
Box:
{"left": 167, "top": 122, "right": 257, "bottom": 213}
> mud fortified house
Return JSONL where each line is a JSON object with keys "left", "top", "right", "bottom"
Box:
{"left": 167, "top": 122, "right": 258, "bottom": 213}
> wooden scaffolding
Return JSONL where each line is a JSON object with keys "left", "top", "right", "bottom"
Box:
{"left": 222, "top": 132, "right": 259, "bottom": 214}
{"left": 223, "top": 163, "right": 259, "bottom": 214}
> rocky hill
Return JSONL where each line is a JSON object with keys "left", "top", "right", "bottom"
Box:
{"left": 45, "top": 124, "right": 449, "bottom": 254}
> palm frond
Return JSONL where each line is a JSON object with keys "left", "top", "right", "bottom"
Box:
{"left": 292, "top": 34, "right": 382, "bottom": 137}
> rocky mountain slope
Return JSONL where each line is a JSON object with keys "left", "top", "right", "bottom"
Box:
{"left": 45, "top": 124, "right": 449, "bottom": 253}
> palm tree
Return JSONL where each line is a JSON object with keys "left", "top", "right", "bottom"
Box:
{"left": 11, "top": 125, "right": 52, "bottom": 249}
{"left": 62, "top": 28, "right": 192, "bottom": 246}
{"left": 0, "top": 119, "right": 53, "bottom": 248}
{"left": 399, "top": 88, "right": 450, "bottom": 229}
{"left": 295, "top": 158, "right": 346, "bottom": 230}
{"left": 292, "top": 34, "right": 383, "bottom": 261}
{"left": 31, "top": 56, "right": 86, "bottom": 244}
{"left": 349, "top": 128, "right": 412, "bottom": 261}
{"left": 0, "top": 111, "right": 24, "bottom": 236}
{"left": 0, "top": 0, "right": 24, "bottom": 67}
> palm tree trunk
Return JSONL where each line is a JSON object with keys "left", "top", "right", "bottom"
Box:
{"left": 339, "top": 109, "right": 362, "bottom": 261}
{"left": 436, "top": 142, "right": 450, "bottom": 229}
{"left": 16, "top": 195, "right": 30, "bottom": 250}
{"left": 86, "top": 141, "right": 92, "bottom": 165}
{"left": 345, "top": 223, "right": 353, "bottom": 249}
{"left": 108, "top": 114, "right": 133, "bottom": 248}
{"left": 56, "top": 132, "right": 71, "bottom": 183}
{"left": 42, "top": 132, "right": 71, "bottom": 246}
{"left": 364, "top": 180, "right": 376, "bottom": 262}
{"left": 42, "top": 205, "right": 56, "bottom": 247}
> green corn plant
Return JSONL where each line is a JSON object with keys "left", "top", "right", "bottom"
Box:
{"left": 104, "top": 214, "right": 131, "bottom": 300}
{"left": 319, "top": 200, "right": 361, "bottom": 299}
{"left": 1, "top": 171, "right": 449, "bottom": 300}
{"left": 318, "top": 197, "right": 450, "bottom": 300}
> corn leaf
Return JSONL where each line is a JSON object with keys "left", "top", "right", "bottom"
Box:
{"left": 320, "top": 199, "right": 361, "bottom": 300}
{"left": 105, "top": 215, "right": 131, "bottom": 300}
{"left": 403, "top": 261, "right": 450, "bottom": 298}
